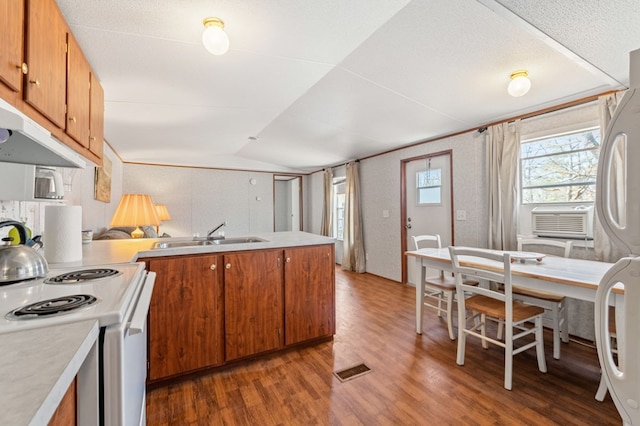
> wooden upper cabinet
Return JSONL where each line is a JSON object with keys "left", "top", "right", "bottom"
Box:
{"left": 224, "top": 250, "right": 284, "bottom": 361}
{"left": 284, "top": 245, "right": 336, "bottom": 345}
{"left": 89, "top": 73, "right": 104, "bottom": 158}
{"left": 24, "top": 0, "right": 67, "bottom": 128}
{"left": 66, "top": 32, "right": 91, "bottom": 148}
{"left": 0, "top": 0, "right": 25, "bottom": 93}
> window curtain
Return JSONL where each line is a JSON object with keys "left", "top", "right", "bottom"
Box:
{"left": 487, "top": 121, "right": 520, "bottom": 251}
{"left": 342, "top": 161, "right": 366, "bottom": 273}
{"left": 594, "top": 91, "right": 626, "bottom": 262}
{"left": 320, "top": 168, "right": 333, "bottom": 236}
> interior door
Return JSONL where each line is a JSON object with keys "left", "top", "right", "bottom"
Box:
{"left": 402, "top": 152, "right": 453, "bottom": 285}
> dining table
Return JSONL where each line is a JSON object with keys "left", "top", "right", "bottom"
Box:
{"left": 406, "top": 246, "right": 625, "bottom": 401}
{"left": 405, "top": 247, "right": 620, "bottom": 335}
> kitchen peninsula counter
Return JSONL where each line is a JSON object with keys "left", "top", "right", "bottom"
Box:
{"left": 51, "top": 231, "right": 335, "bottom": 268}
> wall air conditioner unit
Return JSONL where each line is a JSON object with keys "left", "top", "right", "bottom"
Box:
{"left": 531, "top": 206, "right": 594, "bottom": 239}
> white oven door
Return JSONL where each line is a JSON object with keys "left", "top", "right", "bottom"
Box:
{"left": 102, "top": 271, "right": 155, "bottom": 426}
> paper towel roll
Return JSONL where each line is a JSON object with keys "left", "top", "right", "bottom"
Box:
{"left": 44, "top": 205, "right": 83, "bottom": 263}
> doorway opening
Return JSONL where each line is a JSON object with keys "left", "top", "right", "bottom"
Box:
{"left": 273, "top": 175, "right": 303, "bottom": 231}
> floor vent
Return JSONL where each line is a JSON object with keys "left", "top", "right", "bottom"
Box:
{"left": 334, "top": 363, "right": 372, "bottom": 382}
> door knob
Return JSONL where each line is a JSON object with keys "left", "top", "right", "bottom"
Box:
{"left": 406, "top": 224, "right": 412, "bottom": 229}
{"left": 29, "top": 79, "right": 40, "bottom": 87}
{"left": 225, "top": 263, "right": 231, "bottom": 269}
{"left": 210, "top": 264, "right": 217, "bottom": 270}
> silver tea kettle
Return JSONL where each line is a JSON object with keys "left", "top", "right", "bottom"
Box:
{"left": 0, "top": 220, "right": 49, "bottom": 284}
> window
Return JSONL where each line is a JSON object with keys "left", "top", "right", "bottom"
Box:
{"left": 521, "top": 127, "right": 600, "bottom": 204}
{"left": 333, "top": 178, "right": 345, "bottom": 240}
{"left": 416, "top": 168, "right": 442, "bottom": 205}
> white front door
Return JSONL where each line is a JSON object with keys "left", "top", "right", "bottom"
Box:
{"left": 405, "top": 153, "right": 452, "bottom": 285}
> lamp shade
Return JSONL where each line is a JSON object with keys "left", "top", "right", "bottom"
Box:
{"left": 155, "top": 204, "right": 171, "bottom": 222}
{"left": 202, "top": 17, "right": 230, "bottom": 55}
{"left": 110, "top": 194, "right": 159, "bottom": 238}
{"left": 507, "top": 70, "right": 531, "bottom": 97}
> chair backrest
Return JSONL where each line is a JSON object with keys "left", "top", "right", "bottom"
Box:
{"left": 412, "top": 234, "right": 442, "bottom": 251}
{"left": 517, "top": 238, "right": 573, "bottom": 258}
{"left": 448, "top": 246, "right": 514, "bottom": 309}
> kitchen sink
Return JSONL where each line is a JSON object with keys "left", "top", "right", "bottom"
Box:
{"left": 153, "top": 237, "right": 267, "bottom": 249}
{"left": 212, "top": 237, "right": 267, "bottom": 245}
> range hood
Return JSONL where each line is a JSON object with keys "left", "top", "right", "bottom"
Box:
{"left": 0, "top": 100, "right": 86, "bottom": 169}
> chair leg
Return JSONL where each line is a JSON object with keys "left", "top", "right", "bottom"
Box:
{"left": 480, "top": 313, "right": 488, "bottom": 349}
{"left": 560, "top": 301, "right": 569, "bottom": 343}
{"left": 437, "top": 291, "right": 444, "bottom": 318}
{"left": 505, "top": 333, "right": 513, "bottom": 391}
{"left": 456, "top": 305, "right": 466, "bottom": 366}
{"left": 535, "top": 317, "right": 548, "bottom": 373}
{"left": 446, "top": 290, "right": 455, "bottom": 340}
{"left": 595, "top": 372, "right": 608, "bottom": 401}
{"left": 551, "top": 304, "right": 561, "bottom": 360}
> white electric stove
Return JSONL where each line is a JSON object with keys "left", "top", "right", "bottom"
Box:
{"left": 0, "top": 262, "right": 156, "bottom": 426}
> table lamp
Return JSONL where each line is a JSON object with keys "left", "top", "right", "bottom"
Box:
{"left": 154, "top": 204, "right": 171, "bottom": 233}
{"left": 110, "top": 194, "right": 160, "bottom": 238}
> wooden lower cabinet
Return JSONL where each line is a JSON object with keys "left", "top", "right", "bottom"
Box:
{"left": 145, "top": 244, "right": 335, "bottom": 381}
{"left": 147, "top": 254, "right": 223, "bottom": 382}
{"left": 284, "top": 245, "right": 336, "bottom": 345}
{"left": 48, "top": 378, "right": 76, "bottom": 425}
{"left": 224, "top": 249, "right": 284, "bottom": 361}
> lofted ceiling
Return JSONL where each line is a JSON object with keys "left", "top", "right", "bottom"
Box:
{"left": 55, "top": 0, "right": 639, "bottom": 173}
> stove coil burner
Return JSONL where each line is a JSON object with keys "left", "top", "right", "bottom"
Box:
{"left": 6, "top": 294, "right": 98, "bottom": 320}
{"left": 45, "top": 268, "right": 121, "bottom": 284}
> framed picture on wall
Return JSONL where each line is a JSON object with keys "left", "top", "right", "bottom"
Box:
{"left": 94, "top": 156, "right": 112, "bottom": 203}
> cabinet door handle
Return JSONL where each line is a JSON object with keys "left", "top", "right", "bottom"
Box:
{"left": 210, "top": 264, "right": 217, "bottom": 270}
{"left": 17, "top": 63, "right": 28, "bottom": 74}
{"left": 29, "top": 79, "right": 40, "bottom": 87}
{"left": 68, "top": 116, "right": 77, "bottom": 123}
{"left": 286, "top": 257, "right": 291, "bottom": 263}
{"left": 225, "top": 263, "right": 231, "bottom": 269}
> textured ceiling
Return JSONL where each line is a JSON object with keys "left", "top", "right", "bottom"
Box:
{"left": 55, "top": 0, "right": 637, "bottom": 173}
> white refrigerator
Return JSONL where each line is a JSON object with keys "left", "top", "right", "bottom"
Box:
{"left": 595, "top": 47, "right": 640, "bottom": 425}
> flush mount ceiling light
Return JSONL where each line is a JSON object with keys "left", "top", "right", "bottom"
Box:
{"left": 507, "top": 70, "right": 531, "bottom": 97}
{"left": 202, "top": 17, "right": 230, "bottom": 55}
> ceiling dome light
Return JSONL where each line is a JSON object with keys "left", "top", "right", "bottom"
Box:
{"left": 507, "top": 70, "right": 531, "bottom": 97}
{"left": 202, "top": 17, "right": 230, "bottom": 55}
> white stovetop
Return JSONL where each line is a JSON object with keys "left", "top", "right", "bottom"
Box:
{"left": 0, "top": 262, "right": 145, "bottom": 335}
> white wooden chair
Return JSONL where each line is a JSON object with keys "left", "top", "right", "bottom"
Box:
{"left": 449, "top": 246, "right": 547, "bottom": 390}
{"left": 511, "top": 238, "right": 572, "bottom": 360}
{"left": 412, "top": 234, "right": 458, "bottom": 340}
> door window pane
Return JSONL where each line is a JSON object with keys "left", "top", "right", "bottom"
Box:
{"left": 416, "top": 169, "right": 442, "bottom": 205}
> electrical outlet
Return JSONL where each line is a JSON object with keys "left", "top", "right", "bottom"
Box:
{"left": 382, "top": 210, "right": 389, "bottom": 218}
{"left": 456, "top": 210, "right": 467, "bottom": 221}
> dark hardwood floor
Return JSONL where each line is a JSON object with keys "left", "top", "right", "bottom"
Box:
{"left": 147, "top": 266, "right": 621, "bottom": 425}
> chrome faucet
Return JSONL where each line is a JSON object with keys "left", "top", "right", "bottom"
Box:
{"left": 207, "top": 221, "right": 226, "bottom": 239}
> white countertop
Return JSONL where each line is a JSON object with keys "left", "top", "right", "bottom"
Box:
{"left": 0, "top": 320, "right": 99, "bottom": 425}
{"left": 50, "top": 231, "right": 336, "bottom": 268}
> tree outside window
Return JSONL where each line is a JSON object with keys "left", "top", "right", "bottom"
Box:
{"left": 521, "top": 127, "right": 600, "bottom": 204}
